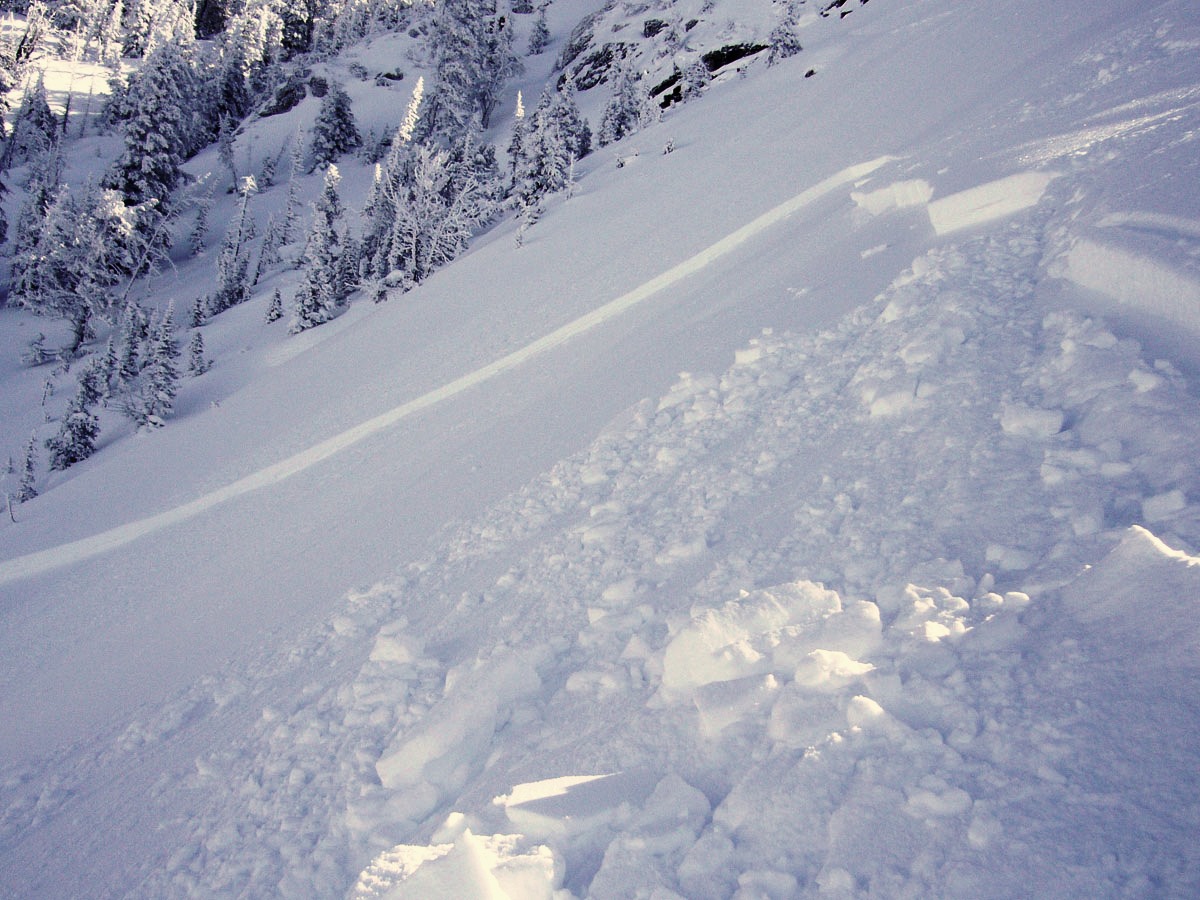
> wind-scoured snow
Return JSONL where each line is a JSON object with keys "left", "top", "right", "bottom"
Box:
{"left": 2, "top": 0, "right": 1200, "bottom": 897}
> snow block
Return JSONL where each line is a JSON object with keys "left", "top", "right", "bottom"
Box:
{"left": 660, "top": 582, "right": 843, "bottom": 696}
{"left": 349, "top": 829, "right": 562, "bottom": 899}
{"left": 927, "top": 172, "right": 1056, "bottom": 235}
{"left": 495, "top": 770, "right": 659, "bottom": 841}
{"left": 851, "top": 179, "right": 933, "bottom": 217}
{"left": 376, "top": 652, "right": 541, "bottom": 791}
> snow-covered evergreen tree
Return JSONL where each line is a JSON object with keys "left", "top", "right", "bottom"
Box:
{"left": 210, "top": 176, "right": 257, "bottom": 314}
{"left": 265, "top": 287, "right": 283, "bottom": 323}
{"left": 598, "top": 64, "right": 657, "bottom": 147}
{"left": 514, "top": 100, "right": 572, "bottom": 212}
{"left": 46, "top": 378, "right": 100, "bottom": 469}
{"left": 542, "top": 85, "right": 590, "bottom": 161}
{"left": 11, "top": 184, "right": 142, "bottom": 354}
{"left": 116, "top": 300, "right": 148, "bottom": 385}
{"left": 128, "top": 303, "right": 180, "bottom": 426}
{"left": 768, "top": 3, "right": 804, "bottom": 66}
{"left": 506, "top": 90, "right": 526, "bottom": 186}
{"left": 8, "top": 73, "right": 58, "bottom": 163}
{"left": 527, "top": 8, "right": 549, "bottom": 55}
{"left": 291, "top": 165, "right": 347, "bottom": 333}
{"left": 360, "top": 79, "right": 423, "bottom": 275}
{"left": 309, "top": 83, "right": 361, "bottom": 171}
{"left": 17, "top": 433, "right": 38, "bottom": 502}
{"left": 374, "top": 142, "right": 495, "bottom": 289}
{"left": 187, "top": 330, "right": 211, "bottom": 375}
{"left": 103, "top": 37, "right": 196, "bottom": 251}
{"left": 425, "top": 0, "right": 522, "bottom": 137}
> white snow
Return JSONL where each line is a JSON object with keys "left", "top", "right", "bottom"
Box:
{"left": 3, "top": 0, "right": 1200, "bottom": 897}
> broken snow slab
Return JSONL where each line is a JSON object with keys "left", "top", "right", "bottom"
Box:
{"left": 494, "top": 771, "right": 660, "bottom": 842}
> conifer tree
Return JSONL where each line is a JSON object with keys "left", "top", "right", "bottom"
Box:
{"left": 101, "top": 336, "right": 120, "bottom": 393}
{"left": 309, "top": 83, "right": 361, "bottom": 171}
{"left": 360, "top": 79, "right": 423, "bottom": 276}
{"left": 210, "top": 176, "right": 257, "bottom": 314}
{"left": 117, "top": 300, "right": 147, "bottom": 384}
{"left": 12, "top": 184, "right": 140, "bottom": 355}
{"left": 188, "top": 199, "right": 210, "bottom": 256}
{"left": 187, "top": 330, "right": 210, "bottom": 375}
{"left": 506, "top": 90, "right": 526, "bottom": 187}
{"left": 376, "top": 143, "right": 494, "bottom": 288}
{"left": 598, "top": 64, "right": 657, "bottom": 146}
{"left": 528, "top": 8, "right": 549, "bottom": 55}
{"left": 8, "top": 73, "right": 58, "bottom": 162}
{"left": 134, "top": 303, "right": 180, "bottom": 425}
{"left": 103, "top": 38, "right": 195, "bottom": 254}
{"left": 46, "top": 378, "right": 100, "bottom": 469}
{"left": 255, "top": 213, "right": 283, "bottom": 281}
{"left": 514, "top": 101, "right": 572, "bottom": 211}
{"left": 17, "top": 434, "right": 39, "bottom": 502}
{"left": 265, "top": 287, "right": 283, "bottom": 323}
{"left": 291, "top": 165, "right": 346, "bottom": 332}
{"left": 768, "top": 4, "right": 803, "bottom": 66}
{"left": 425, "top": 0, "right": 522, "bottom": 137}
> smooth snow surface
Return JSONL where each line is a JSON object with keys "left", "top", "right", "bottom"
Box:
{"left": 3, "top": 0, "right": 1200, "bottom": 897}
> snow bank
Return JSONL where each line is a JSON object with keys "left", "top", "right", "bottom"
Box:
{"left": 1060, "top": 525, "right": 1200, "bottom": 669}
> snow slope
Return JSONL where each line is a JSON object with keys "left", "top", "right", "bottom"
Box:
{"left": 3, "top": 0, "right": 1200, "bottom": 896}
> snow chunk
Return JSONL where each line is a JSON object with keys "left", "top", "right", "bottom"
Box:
{"left": 851, "top": 179, "right": 934, "bottom": 216}
{"left": 999, "top": 401, "right": 1063, "bottom": 438}
{"left": 496, "top": 770, "right": 658, "bottom": 842}
{"left": 376, "top": 652, "right": 542, "bottom": 791}
{"left": 694, "top": 674, "right": 780, "bottom": 737}
{"left": 927, "top": 172, "right": 1057, "bottom": 235}
{"left": 349, "top": 829, "right": 562, "bottom": 899}
{"left": 1142, "top": 489, "right": 1186, "bottom": 523}
{"left": 793, "top": 649, "right": 875, "bottom": 691}
{"left": 660, "top": 582, "right": 844, "bottom": 696}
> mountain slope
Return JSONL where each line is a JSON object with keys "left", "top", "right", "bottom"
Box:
{"left": 2, "top": 0, "right": 1200, "bottom": 896}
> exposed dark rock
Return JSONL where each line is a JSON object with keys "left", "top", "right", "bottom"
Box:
{"left": 700, "top": 43, "right": 768, "bottom": 73}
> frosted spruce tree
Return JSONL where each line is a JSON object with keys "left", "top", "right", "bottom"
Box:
{"left": 425, "top": 0, "right": 522, "bottom": 137}
{"left": 768, "top": 3, "right": 804, "bottom": 66}
{"left": 210, "top": 176, "right": 257, "bottom": 314}
{"left": 527, "top": 7, "right": 549, "bottom": 55}
{"left": 11, "top": 184, "right": 141, "bottom": 355}
{"left": 127, "top": 303, "right": 181, "bottom": 426}
{"left": 103, "top": 37, "right": 195, "bottom": 255}
{"left": 309, "top": 83, "right": 361, "bottom": 171}
{"left": 7, "top": 73, "right": 58, "bottom": 164}
{"left": 17, "top": 434, "right": 38, "bottom": 502}
{"left": 598, "top": 64, "right": 658, "bottom": 147}
{"left": 46, "top": 378, "right": 100, "bottom": 470}
{"left": 291, "top": 165, "right": 347, "bottom": 332}
{"left": 359, "top": 77, "right": 423, "bottom": 277}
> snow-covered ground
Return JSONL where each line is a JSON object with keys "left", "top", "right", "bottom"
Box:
{"left": 2, "top": 0, "right": 1200, "bottom": 896}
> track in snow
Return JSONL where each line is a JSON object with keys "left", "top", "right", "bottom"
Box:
{"left": 0, "top": 158, "right": 890, "bottom": 586}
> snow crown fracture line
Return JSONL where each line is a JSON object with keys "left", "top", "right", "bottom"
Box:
{"left": 0, "top": 158, "right": 892, "bottom": 585}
